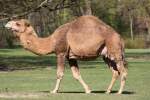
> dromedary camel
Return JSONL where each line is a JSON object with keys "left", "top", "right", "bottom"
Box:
{"left": 5, "top": 15, "right": 127, "bottom": 94}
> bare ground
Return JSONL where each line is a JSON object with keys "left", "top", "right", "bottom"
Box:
{"left": 0, "top": 92, "right": 48, "bottom": 99}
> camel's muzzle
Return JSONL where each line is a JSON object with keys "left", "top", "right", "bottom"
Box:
{"left": 5, "top": 23, "right": 12, "bottom": 29}
{"left": 5, "top": 23, "right": 19, "bottom": 33}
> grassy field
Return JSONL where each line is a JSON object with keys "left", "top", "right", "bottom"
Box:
{"left": 0, "top": 48, "right": 150, "bottom": 100}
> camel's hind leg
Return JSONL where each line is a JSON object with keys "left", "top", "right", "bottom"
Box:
{"left": 117, "top": 61, "right": 128, "bottom": 94}
{"left": 103, "top": 57, "right": 119, "bottom": 94}
{"left": 106, "top": 68, "right": 119, "bottom": 94}
{"left": 105, "top": 36, "right": 127, "bottom": 94}
{"left": 68, "top": 59, "right": 91, "bottom": 93}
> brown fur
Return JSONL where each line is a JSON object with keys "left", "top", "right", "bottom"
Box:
{"left": 5, "top": 15, "right": 127, "bottom": 94}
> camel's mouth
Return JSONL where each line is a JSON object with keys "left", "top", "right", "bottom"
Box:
{"left": 7, "top": 28, "right": 19, "bottom": 33}
{"left": 11, "top": 28, "right": 19, "bottom": 33}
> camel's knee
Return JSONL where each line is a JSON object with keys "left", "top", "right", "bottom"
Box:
{"left": 113, "top": 71, "right": 119, "bottom": 79}
{"left": 72, "top": 73, "right": 81, "bottom": 80}
{"left": 116, "top": 61, "right": 125, "bottom": 71}
{"left": 57, "top": 71, "right": 64, "bottom": 79}
{"left": 117, "top": 66, "right": 127, "bottom": 81}
{"left": 121, "top": 71, "right": 127, "bottom": 81}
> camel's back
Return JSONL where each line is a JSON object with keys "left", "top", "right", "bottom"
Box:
{"left": 68, "top": 15, "right": 111, "bottom": 36}
{"left": 67, "top": 15, "right": 115, "bottom": 57}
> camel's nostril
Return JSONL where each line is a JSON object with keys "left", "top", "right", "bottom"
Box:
{"left": 27, "top": 40, "right": 30, "bottom": 45}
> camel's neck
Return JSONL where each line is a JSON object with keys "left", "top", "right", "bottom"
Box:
{"left": 19, "top": 33, "right": 55, "bottom": 55}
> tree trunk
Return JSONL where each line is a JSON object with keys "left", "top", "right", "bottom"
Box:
{"left": 84, "top": 0, "right": 92, "bottom": 15}
{"left": 129, "top": 14, "right": 134, "bottom": 40}
{"left": 146, "top": 18, "right": 150, "bottom": 41}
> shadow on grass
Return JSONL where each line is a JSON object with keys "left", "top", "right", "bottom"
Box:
{"left": 39, "top": 90, "right": 135, "bottom": 95}
{"left": 92, "top": 90, "right": 135, "bottom": 95}
{"left": 0, "top": 63, "right": 13, "bottom": 71}
{"left": 0, "top": 54, "right": 106, "bottom": 71}
{"left": 0, "top": 55, "right": 57, "bottom": 71}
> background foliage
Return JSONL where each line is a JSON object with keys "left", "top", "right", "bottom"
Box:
{"left": 0, "top": 0, "right": 150, "bottom": 48}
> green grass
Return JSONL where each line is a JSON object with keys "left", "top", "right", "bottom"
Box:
{"left": 0, "top": 48, "right": 150, "bottom": 100}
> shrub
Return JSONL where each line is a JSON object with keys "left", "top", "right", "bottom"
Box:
{"left": 124, "top": 38, "right": 145, "bottom": 49}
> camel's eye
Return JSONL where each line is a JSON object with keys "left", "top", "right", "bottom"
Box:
{"left": 16, "top": 22, "right": 21, "bottom": 26}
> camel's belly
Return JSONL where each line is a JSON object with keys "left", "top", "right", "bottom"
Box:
{"left": 69, "top": 52, "right": 98, "bottom": 60}
{"left": 67, "top": 34, "right": 105, "bottom": 57}
{"left": 68, "top": 46, "right": 108, "bottom": 60}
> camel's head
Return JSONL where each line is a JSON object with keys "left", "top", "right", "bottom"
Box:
{"left": 5, "top": 19, "right": 31, "bottom": 33}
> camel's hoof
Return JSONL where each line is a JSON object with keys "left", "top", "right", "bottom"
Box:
{"left": 105, "top": 89, "right": 111, "bottom": 94}
{"left": 50, "top": 90, "right": 58, "bottom": 94}
{"left": 85, "top": 86, "right": 91, "bottom": 94}
{"left": 85, "top": 90, "right": 91, "bottom": 94}
{"left": 105, "top": 90, "right": 111, "bottom": 94}
{"left": 116, "top": 92, "right": 122, "bottom": 95}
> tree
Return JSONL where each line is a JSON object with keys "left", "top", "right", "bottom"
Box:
{"left": 117, "top": 0, "right": 150, "bottom": 40}
{"left": 84, "top": 0, "right": 92, "bottom": 15}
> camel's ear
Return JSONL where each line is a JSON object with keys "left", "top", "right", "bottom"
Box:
{"left": 24, "top": 20, "right": 31, "bottom": 27}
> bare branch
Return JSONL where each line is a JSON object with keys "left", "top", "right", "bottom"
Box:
{"left": 0, "top": 0, "right": 77, "bottom": 21}
{"left": 0, "top": 0, "right": 53, "bottom": 21}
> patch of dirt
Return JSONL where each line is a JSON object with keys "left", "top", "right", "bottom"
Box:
{"left": 0, "top": 92, "right": 48, "bottom": 99}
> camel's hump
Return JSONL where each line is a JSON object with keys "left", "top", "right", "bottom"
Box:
{"left": 66, "top": 15, "right": 110, "bottom": 56}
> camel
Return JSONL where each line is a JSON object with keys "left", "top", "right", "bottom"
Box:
{"left": 5, "top": 15, "right": 127, "bottom": 94}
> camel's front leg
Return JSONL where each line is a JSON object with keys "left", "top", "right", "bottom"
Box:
{"left": 51, "top": 53, "right": 65, "bottom": 93}
{"left": 68, "top": 59, "right": 91, "bottom": 93}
